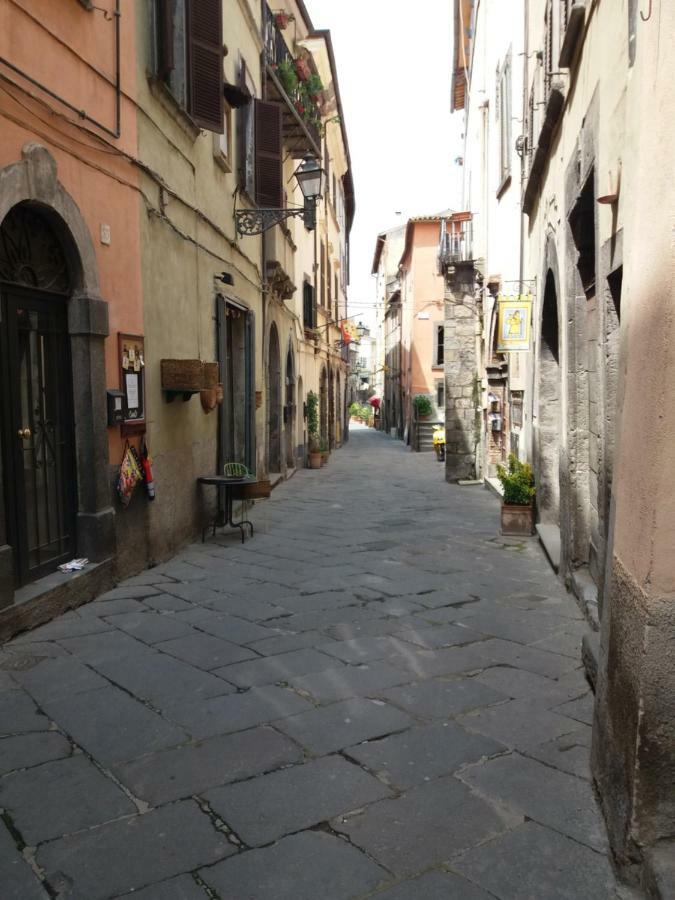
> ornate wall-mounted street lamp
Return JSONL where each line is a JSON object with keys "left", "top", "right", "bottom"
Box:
{"left": 235, "top": 154, "right": 324, "bottom": 236}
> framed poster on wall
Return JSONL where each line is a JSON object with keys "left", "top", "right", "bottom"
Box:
{"left": 118, "top": 333, "right": 146, "bottom": 436}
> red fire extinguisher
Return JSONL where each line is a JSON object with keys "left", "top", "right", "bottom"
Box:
{"left": 140, "top": 440, "right": 156, "bottom": 501}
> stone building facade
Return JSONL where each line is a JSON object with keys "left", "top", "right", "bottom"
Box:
{"left": 0, "top": 0, "right": 354, "bottom": 627}
{"left": 449, "top": 0, "right": 675, "bottom": 888}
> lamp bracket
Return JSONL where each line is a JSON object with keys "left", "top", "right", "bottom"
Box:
{"left": 235, "top": 207, "right": 306, "bottom": 237}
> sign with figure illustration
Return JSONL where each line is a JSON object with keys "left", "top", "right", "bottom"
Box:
{"left": 497, "top": 294, "right": 532, "bottom": 352}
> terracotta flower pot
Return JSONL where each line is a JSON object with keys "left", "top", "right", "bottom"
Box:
{"left": 501, "top": 503, "right": 535, "bottom": 536}
{"left": 309, "top": 451, "right": 322, "bottom": 469}
{"left": 275, "top": 12, "right": 290, "bottom": 29}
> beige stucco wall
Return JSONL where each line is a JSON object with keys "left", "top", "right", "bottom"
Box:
{"left": 134, "top": 0, "right": 265, "bottom": 562}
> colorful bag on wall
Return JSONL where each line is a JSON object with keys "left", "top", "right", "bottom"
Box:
{"left": 116, "top": 440, "right": 143, "bottom": 508}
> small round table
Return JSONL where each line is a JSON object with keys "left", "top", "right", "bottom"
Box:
{"left": 197, "top": 475, "right": 258, "bottom": 543}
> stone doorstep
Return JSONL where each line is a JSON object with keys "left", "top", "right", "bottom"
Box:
{"left": 0, "top": 558, "right": 115, "bottom": 645}
{"left": 536, "top": 523, "right": 561, "bottom": 572}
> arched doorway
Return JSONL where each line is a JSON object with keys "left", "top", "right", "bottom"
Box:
{"left": 285, "top": 343, "right": 296, "bottom": 469}
{"left": 537, "top": 269, "right": 561, "bottom": 524}
{"left": 319, "top": 366, "right": 328, "bottom": 448}
{"left": 0, "top": 203, "right": 77, "bottom": 585}
{"left": 267, "top": 324, "right": 282, "bottom": 474}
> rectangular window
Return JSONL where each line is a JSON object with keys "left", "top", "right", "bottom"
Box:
{"left": 237, "top": 60, "right": 256, "bottom": 199}
{"left": 320, "top": 244, "right": 326, "bottom": 307}
{"left": 154, "top": 0, "right": 224, "bottom": 132}
{"left": 496, "top": 51, "right": 512, "bottom": 188}
{"left": 544, "top": 0, "right": 554, "bottom": 100}
{"left": 303, "top": 281, "right": 316, "bottom": 330}
{"left": 436, "top": 379, "right": 445, "bottom": 409}
{"left": 213, "top": 101, "right": 233, "bottom": 170}
{"left": 327, "top": 257, "right": 332, "bottom": 310}
{"left": 435, "top": 325, "right": 444, "bottom": 366}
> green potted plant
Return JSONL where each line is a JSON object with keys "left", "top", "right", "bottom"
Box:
{"left": 294, "top": 55, "right": 312, "bottom": 82}
{"left": 306, "top": 391, "right": 322, "bottom": 469}
{"left": 275, "top": 58, "right": 299, "bottom": 98}
{"left": 496, "top": 453, "right": 536, "bottom": 535}
{"left": 412, "top": 394, "right": 433, "bottom": 420}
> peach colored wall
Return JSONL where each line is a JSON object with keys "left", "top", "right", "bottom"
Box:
{"left": 0, "top": 0, "right": 142, "bottom": 465}
{"left": 401, "top": 221, "right": 445, "bottom": 406}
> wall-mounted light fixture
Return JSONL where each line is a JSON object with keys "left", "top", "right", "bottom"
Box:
{"left": 235, "top": 154, "right": 324, "bottom": 236}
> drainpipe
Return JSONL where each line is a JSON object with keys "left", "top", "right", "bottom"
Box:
{"left": 520, "top": 0, "right": 530, "bottom": 294}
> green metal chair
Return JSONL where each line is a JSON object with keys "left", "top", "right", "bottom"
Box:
{"left": 223, "top": 462, "right": 251, "bottom": 477}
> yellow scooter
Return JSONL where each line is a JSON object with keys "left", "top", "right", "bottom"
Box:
{"left": 432, "top": 424, "right": 445, "bottom": 462}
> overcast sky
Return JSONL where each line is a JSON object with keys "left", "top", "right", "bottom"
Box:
{"left": 304, "top": 0, "right": 463, "bottom": 326}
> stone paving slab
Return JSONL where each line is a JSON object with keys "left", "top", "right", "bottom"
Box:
{"left": 114, "top": 726, "right": 301, "bottom": 805}
{"left": 0, "top": 754, "right": 135, "bottom": 844}
{"left": 0, "top": 819, "right": 49, "bottom": 899}
{"left": 372, "top": 870, "right": 496, "bottom": 900}
{"left": 163, "top": 685, "right": 312, "bottom": 740}
{"left": 276, "top": 697, "right": 413, "bottom": 755}
{"left": 154, "top": 632, "right": 257, "bottom": 670}
{"left": 458, "top": 697, "right": 582, "bottom": 750}
{"left": 345, "top": 720, "right": 505, "bottom": 789}
{"left": 289, "top": 661, "right": 411, "bottom": 704}
{"left": 113, "top": 873, "right": 208, "bottom": 899}
{"left": 458, "top": 751, "right": 609, "bottom": 852}
{"left": 454, "top": 820, "right": 618, "bottom": 899}
{"left": 205, "top": 755, "right": 391, "bottom": 846}
{"left": 102, "top": 611, "right": 195, "bottom": 644}
{"left": 200, "top": 830, "right": 388, "bottom": 900}
{"left": 11, "top": 655, "right": 109, "bottom": 705}
{"left": 0, "top": 690, "right": 50, "bottom": 735}
{"left": 0, "top": 731, "right": 71, "bottom": 775}
{"left": 214, "top": 647, "right": 341, "bottom": 687}
{"left": 172, "top": 608, "right": 278, "bottom": 644}
{"left": 40, "top": 685, "right": 188, "bottom": 765}
{"left": 379, "top": 676, "right": 505, "bottom": 719}
{"left": 38, "top": 800, "right": 234, "bottom": 900}
{"left": 333, "top": 775, "right": 517, "bottom": 877}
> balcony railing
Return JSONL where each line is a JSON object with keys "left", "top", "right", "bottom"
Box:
{"left": 263, "top": 5, "right": 321, "bottom": 156}
{"left": 438, "top": 216, "right": 473, "bottom": 269}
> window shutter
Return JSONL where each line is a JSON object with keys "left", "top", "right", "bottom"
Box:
{"left": 156, "top": 0, "right": 175, "bottom": 78}
{"left": 255, "top": 100, "right": 283, "bottom": 208}
{"left": 187, "top": 0, "right": 223, "bottom": 132}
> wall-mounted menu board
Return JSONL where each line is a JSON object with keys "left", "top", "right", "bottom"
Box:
{"left": 118, "top": 333, "right": 146, "bottom": 435}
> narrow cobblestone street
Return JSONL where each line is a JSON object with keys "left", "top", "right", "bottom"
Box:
{"left": 0, "top": 428, "right": 631, "bottom": 899}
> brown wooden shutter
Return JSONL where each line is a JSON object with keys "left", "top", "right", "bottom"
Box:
{"left": 187, "top": 0, "right": 224, "bottom": 132}
{"left": 157, "top": 0, "right": 175, "bottom": 78}
{"left": 255, "top": 100, "right": 283, "bottom": 208}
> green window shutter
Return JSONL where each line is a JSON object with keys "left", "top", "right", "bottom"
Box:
{"left": 187, "top": 0, "right": 223, "bottom": 132}
{"left": 254, "top": 100, "right": 283, "bottom": 208}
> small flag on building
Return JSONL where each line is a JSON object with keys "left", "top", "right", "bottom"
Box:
{"left": 497, "top": 294, "right": 533, "bottom": 352}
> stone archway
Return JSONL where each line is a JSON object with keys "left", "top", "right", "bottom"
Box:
{"left": 536, "top": 269, "right": 561, "bottom": 525}
{"left": 267, "top": 324, "right": 282, "bottom": 474}
{"left": 0, "top": 144, "right": 113, "bottom": 598}
{"left": 285, "top": 342, "right": 296, "bottom": 469}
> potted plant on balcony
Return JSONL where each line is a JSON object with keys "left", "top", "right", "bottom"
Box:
{"left": 274, "top": 11, "right": 294, "bottom": 29}
{"left": 496, "top": 453, "right": 536, "bottom": 536}
{"left": 306, "top": 391, "right": 322, "bottom": 469}
{"left": 275, "top": 58, "right": 298, "bottom": 98}
{"left": 412, "top": 394, "right": 433, "bottom": 421}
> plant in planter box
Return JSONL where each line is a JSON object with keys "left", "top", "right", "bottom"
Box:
{"left": 496, "top": 453, "right": 536, "bottom": 535}
{"left": 274, "top": 11, "right": 294, "bottom": 29}
{"left": 306, "top": 391, "right": 322, "bottom": 469}
{"left": 412, "top": 394, "right": 433, "bottom": 419}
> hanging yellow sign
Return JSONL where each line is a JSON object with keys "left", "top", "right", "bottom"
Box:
{"left": 497, "top": 294, "right": 532, "bottom": 352}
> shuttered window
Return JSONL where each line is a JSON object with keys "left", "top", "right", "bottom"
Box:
{"left": 238, "top": 61, "right": 256, "bottom": 198}
{"left": 188, "top": 0, "right": 224, "bottom": 131}
{"left": 154, "top": 0, "right": 223, "bottom": 132}
{"left": 254, "top": 100, "right": 283, "bottom": 208}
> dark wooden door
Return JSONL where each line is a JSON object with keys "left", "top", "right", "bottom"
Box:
{"left": 0, "top": 287, "right": 76, "bottom": 585}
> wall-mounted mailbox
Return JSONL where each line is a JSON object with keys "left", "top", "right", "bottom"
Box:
{"left": 107, "top": 389, "right": 125, "bottom": 427}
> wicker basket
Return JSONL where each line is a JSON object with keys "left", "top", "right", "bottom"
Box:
{"left": 202, "top": 362, "right": 220, "bottom": 389}
{"left": 161, "top": 359, "right": 203, "bottom": 391}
